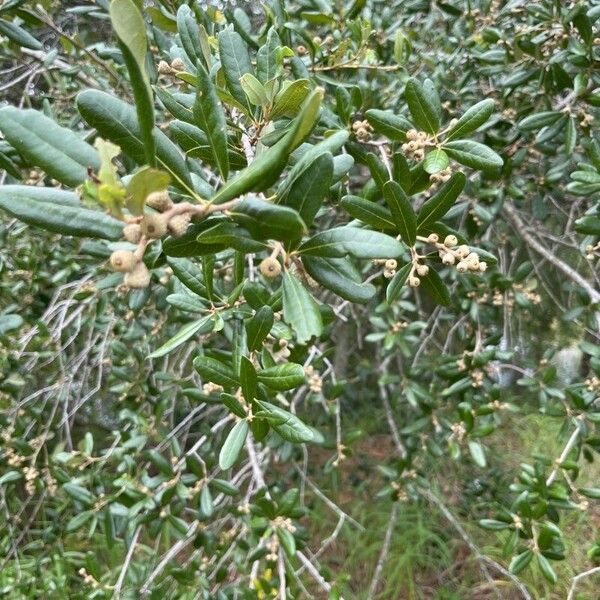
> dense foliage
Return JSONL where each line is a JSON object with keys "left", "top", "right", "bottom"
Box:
{"left": 0, "top": 0, "right": 599, "bottom": 598}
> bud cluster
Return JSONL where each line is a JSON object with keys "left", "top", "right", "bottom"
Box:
{"left": 424, "top": 234, "right": 487, "bottom": 274}
{"left": 429, "top": 166, "right": 452, "bottom": 185}
{"left": 402, "top": 129, "right": 434, "bottom": 162}
{"left": 304, "top": 365, "right": 323, "bottom": 393}
{"left": 585, "top": 241, "right": 600, "bottom": 261}
{"left": 157, "top": 57, "right": 186, "bottom": 76}
{"left": 352, "top": 119, "right": 374, "bottom": 142}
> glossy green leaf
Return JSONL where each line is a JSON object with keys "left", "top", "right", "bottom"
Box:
{"left": 299, "top": 227, "right": 403, "bottom": 259}
{"left": 509, "top": 550, "right": 533, "bottom": 575}
{"left": 0, "top": 18, "right": 42, "bottom": 50}
{"left": 219, "top": 419, "right": 248, "bottom": 470}
{"left": 417, "top": 172, "right": 466, "bottom": 229}
{"left": 383, "top": 181, "right": 416, "bottom": 245}
{"left": 423, "top": 149, "right": 449, "bottom": 174}
{"left": 0, "top": 107, "right": 99, "bottom": 187}
{"left": 230, "top": 196, "right": 306, "bottom": 241}
{"left": 270, "top": 79, "right": 311, "bottom": 120}
{"left": 536, "top": 554, "right": 557, "bottom": 584}
{"left": 302, "top": 255, "right": 376, "bottom": 303}
{"left": 257, "top": 363, "right": 306, "bottom": 391}
{"left": 443, "top": 140, "right": 503, "bottom": 171}
{"left": 246, "top": 306, "right": 274, "bottom": 352}
{"left": 193, "top": 356, "right": 239, "bottom": 389}
{"left": 194, "top": 61, "right": 229, "bottom": 180}
{"left": 177, "top": 5, "right": 204, "bottom": 67}
{"left": 386, "top": 262, "right": 411, "bottom": 304}
{"left": 421, "top": 269, "right": 451, "bottom": 306}
{"left": 282, "top": 272, "right": 322, "bottom": 344}
{"left": 340, "top": 195, "right": 395, "bottom": 230}
{"left": 405, "top": 78, "right": 441, "bottom": 134}
{"left": 255, "top": 400, "right": 314, "bottom": 443}
{"left": 219, "top": 27, "right": 253, "bottom": 110}
{"left": 281, "top": 151, "right": 333, "bottom": 226}
{"left": 364, "top": 109, "right": 412, "bottom": 141}
{"left": 110, "top": 0, "right": 155, "bottom": 165}
{"left": 147, "top": 316, "right": 213, "bottom": 359}
{"left": 0, "top": 185, "right": 123, "bottom": 240}
{"left": 446, "top": 99, "right": 495, "bottom": 141}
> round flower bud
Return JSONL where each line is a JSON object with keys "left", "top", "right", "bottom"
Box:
{"left": 409, "top": 276, "right": 421, "bottom": 288}
{"left": 417, "top": 131, "right": 427, "bottom": 140}
{"left": 407, "top": 141, "right": 418, "bottom": 151}
{"left": 466, "top": 252, "right": 479, "bottom": 264}
{"left": 170, "top": 57, "right": 185, "bottom": 72}
{"left": 296, "top": 45, "right": 307, "bottom": 55}
{"left": 385, "top": 259, "right": 398, "bottom": 270}
{"left": 110, "top": 250, "right": 136, "bottom": 272}
{"left": 457, "top": 244, "right": 470, "bottom": 258}
{"left": 157, "top": 60, "right": 173, "bottom": 75}
{"left": 146, "top": 190, "right": 173, "bottom": 212}
{"left": 441, "top": 253, "right": 455, "bottom": 266}
{"left": 384, "top": 269, "right": 396, "bottom": 279}
{"left": 416, "top": 264, "right": 429, "bottom": 276}
{"left": 478, "top": 261, "right": 488, "bottom": 272}
{"left": 456, "top": 261, "right": 468, "bottom": 273}
{"left": 259, "top": 257, "right": 282, "bottom": 278}
{"left": 406, "top": 129, "right": 418, "bottom": 141}
{"left": 123, "top": 223, "right": 142, "bottom": 244}
{"left": 142, "top": 214, "right": 168, "bottom": 239}
{"left": 168, "top": 213, "right": 191, "bottom": 238}
{"left": 444, "top": 235, "right": 458, "bottom": 247}
{"left": 428, "top": 233, "right": 439, "bottom": 243}
{"left": 413, "top": 150, "right": 425, "bottom": 161}
{"left": 124, "top": 262, "right": 151, "bottom": 288}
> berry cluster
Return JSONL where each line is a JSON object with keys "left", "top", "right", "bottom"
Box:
{"left": 424, "top": 234, "right": 488, "bottom": 273}
{"left": 429, "top": 166, "right": 452, "bottom": 185}
{"left": 585, "top": 241, "right": 600, "bottom": 260}
{"left": 401, "top": 129, "right": 434, "bottom": 162}
{"left": 352, "top": 119, "right": 373, "bottom": 142}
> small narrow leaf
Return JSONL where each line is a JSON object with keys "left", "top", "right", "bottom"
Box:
{"left": 219, "top": 420, "right": 248, "bottom": 470}
{"left": 383, "top": 181, "right": 416, "bottom": 245}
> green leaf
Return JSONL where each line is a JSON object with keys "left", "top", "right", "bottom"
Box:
{"left": 0, "top": 185, "right": 123, "bottom": 240}
{"left": 200, "top": 484, "right": 214, "bottom": 517}
{"left": 270, "top": 79, "right": 311, "bottom": 120}
{"left": 211, "top": 90, "right": 322, "bottom": 205}
{"left": 240, "top": 356, "right": 257, "bottom": 401}
{"left": 169, "top": 120, "right": 247, "bottom": 170}
{"left": 478, "top": 519, "right": 511, "bottom": 530}
{"left": 219, "top": 27, "right": 254, "bottom": 110}
{"left": 219, "top": 419, "right": 248, "bottom": 470}
{"left": 302, "top": 255, "right": 376, "bottom": 303}
{"left": 443, "top": 140, "right": 503, "bottom": 171}
{"left": 167, "top": 257, "right": 206, "bottom": 295}
{"left": 147, "top": 316, "right": 213, "bottom": 359}
{"left": 277, "top": 527, "right": 296, "bottom": 558}
{"left": 126, "top": 167, "right": 170, "bottom": 215}
{"left": 509, "top": 550, "right": 533, "bottom": 575}
{"left": 282, "top": 272, "right": 322, "bottom": 344}
{"left": 256, "top": 27, "right": 282, "bottom": 83}
{"left": 421, "top": 269, "right": 451, "bottom": 306}
{"left": 364, "top": 109, "right": 412, "bottom": 141}
{"left": 257, "top": 363, "right": 306, "bottom": 391}
{"left": 194, "top": 61, "right": 229, "bottom": 180}
{"left": 240, "top": 73, "right": 268, "bottom": 107}
{"left": 446, "top": 99, "right": 495, "bottom": 141}
{"left": 77, "top": 90, "right": 193, "bottom": 193}
{"left": 196, "top": 222, "right": 267, "bottom": 252}
{"left": 246, "top": 306, "right": 274, "bottom": 352}
{"left": 255, "top": 400, "right": 314, "bottom": 443}
{"left": 405, "top": 78, "right": 441, "bottom": 134}
{"left": 0, "top": 107, "right": 99, "bottom": 187}
{"left": 194, "top": 356, "right": 239, "bottom": 389}
{"left": 177, "top": 5, "right": 204, "bottom": 67}
{"left": 365, "top": 152, "right": 390, "bottom": 192}
{"left": 383, "top": 181, "right": 416, "bottom": 245}
{"left": 230, "top": 196, "right": 306, "bottom": 241}
{"left": 423, "top": 149, "right": 449, "bottom": 174}
{"left": 281, "top": 152, "right": 333, "bottom": 226}
{"left": 110, "top": 0, "right": 155, "bottom": 166}
{"left": 417, "top": 172, "right": 466, "bottom": 229}
{"left": 340, "top": 195, "right": 395, "bottom": 230}
{"left": 468, "top": 440, "right": 486, "bottom": 467}
{"left": 536, "top": 553, "right": 557, "bottom": 584}
{"left": 0, "top": 18, "right": 42, "bottom": 50}
{"left": 299, "top": 227, "right": 403, "bottom": 259}
{"left": 386, "top": 262, "right": 411, "bottom": 304}
{"left": 517, "top": 111, "right": 563, "bottom": 132}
